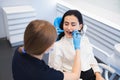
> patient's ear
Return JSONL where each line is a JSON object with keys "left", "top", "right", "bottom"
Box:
{"left": 78, "top": 24, "right": 83, "bottom": 30}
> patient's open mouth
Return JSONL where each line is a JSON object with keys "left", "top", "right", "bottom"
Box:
{"left": 66, "top": 31, "right": 72, "bottom": 35}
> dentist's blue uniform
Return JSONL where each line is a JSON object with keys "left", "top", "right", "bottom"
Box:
{"left": 12, "top": 48, "right": 64, "bottom": 80}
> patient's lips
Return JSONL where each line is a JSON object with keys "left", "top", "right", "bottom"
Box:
{"left": 66, "top": 30, "right": 72, "bottom": 35}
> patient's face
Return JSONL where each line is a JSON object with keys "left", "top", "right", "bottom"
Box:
{"left": 63, "top": 15, "right": 82, "bottom": 38}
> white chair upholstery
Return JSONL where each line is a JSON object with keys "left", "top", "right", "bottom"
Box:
{"left": 84, "top": 24, "right": 118, "bottom": 80}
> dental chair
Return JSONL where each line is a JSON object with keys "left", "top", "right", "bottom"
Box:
{"left": 54, "top": 16, "right": 119, "bottom": 80}
{"left": 99, "top": 63, "right": 117, "bottom": 80}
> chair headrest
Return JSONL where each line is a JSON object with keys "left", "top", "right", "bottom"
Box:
{"left": 54, "top": 17, "right": 62, "bottom": 29}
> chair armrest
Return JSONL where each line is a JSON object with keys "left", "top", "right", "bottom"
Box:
{"left": 98, "top": 63, "right": 115, "bottom": 74}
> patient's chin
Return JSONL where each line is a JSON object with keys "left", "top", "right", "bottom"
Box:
{"left": 65, "top": 35, "right": 72, "bottom": 38}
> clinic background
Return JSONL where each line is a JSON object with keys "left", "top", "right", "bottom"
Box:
{"left": 0, "top": 0, "right": 120, "bottom": 80}
{"left": 0, "top": 0, "right": 120, "bottom": 38}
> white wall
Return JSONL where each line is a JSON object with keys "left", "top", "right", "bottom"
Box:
{"left": 0, "top": 0, "right": 57, "bottom": 38}
{"left": 66, "top": 0, "right": 120, "bottom": 14}
{"left": 59, "top": 0, "right": 120, "bottom": 31}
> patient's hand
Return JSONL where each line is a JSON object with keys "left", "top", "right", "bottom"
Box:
{"left": 95, "top": 72, "right": 105, "bottom": 80}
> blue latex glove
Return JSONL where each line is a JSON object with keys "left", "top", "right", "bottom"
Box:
{"left": 72, "top": 30, "right": 81, "bottom": 50}
{"left": 54, "top": 17, "right": 64, "bottom": 35}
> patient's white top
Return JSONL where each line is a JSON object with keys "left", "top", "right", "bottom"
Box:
{"left": 48, "top": 35, "right": 100, "bottom": 72}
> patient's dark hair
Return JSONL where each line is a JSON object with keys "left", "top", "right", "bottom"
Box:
{"left": 24, "top": 20, "right": 57, "bottom": 55}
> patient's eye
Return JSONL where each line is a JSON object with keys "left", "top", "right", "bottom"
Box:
{"left": 64, "top": 22, "right": 69, "bottom": 26}
{"left": 71, "top": 22, "right": 77, "bottom": 26}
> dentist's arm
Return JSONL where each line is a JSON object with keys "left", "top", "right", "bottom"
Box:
{"left": 63, "top": 30, "right": 81, "bottom": 80}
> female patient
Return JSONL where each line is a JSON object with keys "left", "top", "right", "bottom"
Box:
{"left": 12, "top": 20, "right": 81, "bottom": 80}
{"left": 48, "top": 10, "right": 104, "bottom": 80}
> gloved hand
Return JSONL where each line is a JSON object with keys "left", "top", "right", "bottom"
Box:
{"left": 54, "top": 17, "right": 64, "bottom": 35}
{"left": 72, "top": 30, "right": 81, "bottom": 50}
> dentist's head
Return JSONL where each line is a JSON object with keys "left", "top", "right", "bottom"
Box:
{"left": 24, "top": 20, "right": 57, "bottom": 55}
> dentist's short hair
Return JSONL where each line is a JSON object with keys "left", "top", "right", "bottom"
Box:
{"left": 24, "top": 20, "right": 57, "bottom": 55}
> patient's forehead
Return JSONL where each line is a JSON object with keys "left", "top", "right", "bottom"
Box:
{"left": 64, "top": 15, "right": 79, "bottom": 23}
